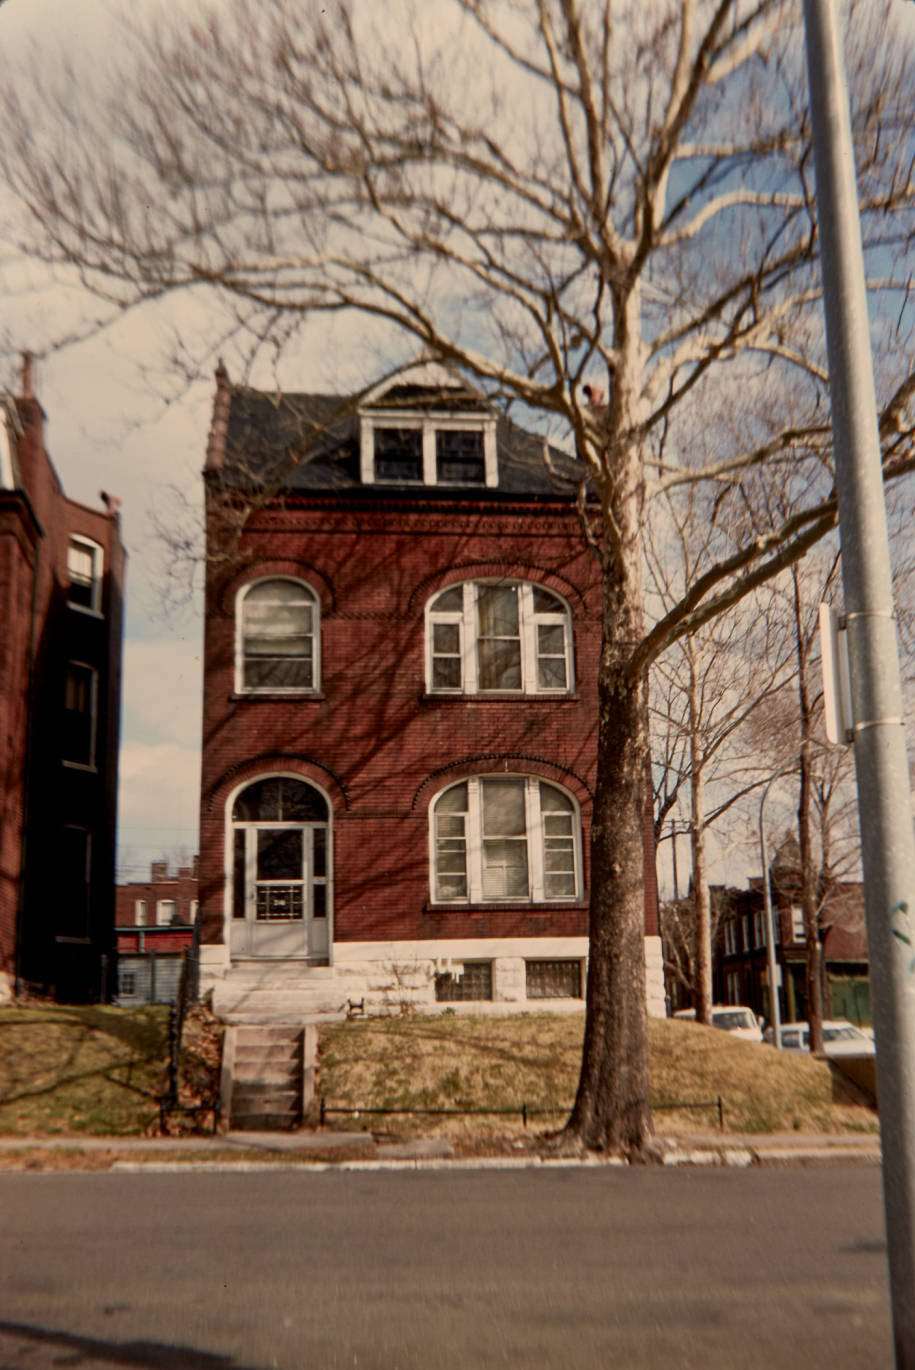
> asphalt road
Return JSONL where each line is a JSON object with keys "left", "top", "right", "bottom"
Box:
{"left": 0, "top": 1166, "right": 891, "bottom": 1369}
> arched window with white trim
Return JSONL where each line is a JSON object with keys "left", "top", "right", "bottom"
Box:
{"left": 431, "top": 776, "right": 581, "bottom": 904}
{"left": 236, "top": 578, "right": 320, "bottom": 693}
{"left": 426, "top": 581, "right": 573, "bottom": 695}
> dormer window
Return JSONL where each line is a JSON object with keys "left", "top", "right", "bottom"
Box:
{"left": 358, "top": 362, "right": 498, "bottom": 488}
{"left": 436, "top": 429, "right": 485, "bottom": 485}
{"left": 374, "top": 427, "right": 423, "bottom": 483}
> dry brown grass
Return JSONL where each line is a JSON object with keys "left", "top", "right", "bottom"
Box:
{"left": 318, "top": 1013, "right": 878, "bottom": 1139}
{"left": 0, "top": 1003, "right": 169, "bottom": 1136}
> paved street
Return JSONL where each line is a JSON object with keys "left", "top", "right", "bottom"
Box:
{"left": 0, "top": 1167, "right": 891, "bottom": 1369}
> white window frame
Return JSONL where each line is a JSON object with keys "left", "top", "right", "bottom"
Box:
{"left": 62, "top": 660, "right": 98, "bottom": 771}
{"left": 426, "top": 581, "right": 573, "bottom": 696}
{"left": 791, "top": 904, "right": 806, "bottom": 941}
{"left": 724, "top": 921, "right": 737, "bottom": 956}
{"left": 429, "top": 775, "right": 582, "bottom": 905}
{"left": 753, "top": 909, "right": 766, "bottom": 947}
{"left": 135, "top": 899, "right": 148, "bottom": 927}
{"left": 360, "top": 412, "right": 498, "bottom": 488}
{"left": 235, "top": 576, "right": 321, "bottom": 695}
{"left": 190, "top": 899, "right": 199, "bottom": 923}
{"left": 67, "top": 535, "right": 104, "bottom": 615}
{"left": 157, "top": 899, "right": 177, "bottom": 926}
{"left": 726, "top": 970, "right": 741, "bottom": 1004}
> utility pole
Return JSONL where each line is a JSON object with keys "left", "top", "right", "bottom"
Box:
{"left": 803, "top": 2, "right": 915, "bottom": 1364}
{"left": 758, "top": 778, "right": 783, "bottom": 1049}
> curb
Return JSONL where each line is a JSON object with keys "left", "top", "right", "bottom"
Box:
{"left": 104, "top": 1147, "right": 882, "bottom": 1174}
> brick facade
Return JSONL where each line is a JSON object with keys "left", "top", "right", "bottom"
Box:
{"left": 197, "top": 363, "right": 661, "bottom": 1017}
{"left": 0, "top": 362, "right": 125, "bottom": 1001}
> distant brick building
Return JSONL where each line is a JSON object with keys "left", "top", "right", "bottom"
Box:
{"left": 116, "top": 857, "right": 199, "bottom": 929}
{"left": 197, "top": 360, "right": 662, "bottom": 1018}
{"left": 115, "top": 859, "right": 198, "bottom": 1004}
{"left": 711, "top": 837, "right": 870, "bottom": 1025}
{"left": 0, "top": 357, "right": 125, "bottom": 1002}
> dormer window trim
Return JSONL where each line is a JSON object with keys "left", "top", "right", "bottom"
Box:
{"left": 360, "top": 411, "right": 498, "bottom": 489}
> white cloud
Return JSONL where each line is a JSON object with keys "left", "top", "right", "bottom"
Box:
{"left": 117, "top": 740, "right": 201, "bottom": 879}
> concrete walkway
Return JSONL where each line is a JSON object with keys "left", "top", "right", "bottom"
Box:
{"left": 0, "top": 1128, "right": 881, "bottom": 1168}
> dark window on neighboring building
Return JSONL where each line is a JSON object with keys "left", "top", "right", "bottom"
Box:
{"left": 67, "top": 537, "right": 103, "bottom": 613}
{"left": 373, "top": 427, "right": 423, "bottom": 482}
{"left": 57, "top": 825, "right": 91, "bottom": 940}
{"left": 525, "top": 959, "right": 582, "bottom": 999}
{"left": 436, "top": 429, "right": 485, "bottom": 484}
{"left": 63, "top": 662, "right": 96, "bottom": 767}
{"left": 435, "top": 961, "right": 493, "bottom": 1002}
{"left": 120, "top": 972, "right": 137, "bottom": 996}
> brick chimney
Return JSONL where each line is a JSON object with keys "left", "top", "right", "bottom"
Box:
{"left": 150, "top": 859, "right": 168, "bottom": 882}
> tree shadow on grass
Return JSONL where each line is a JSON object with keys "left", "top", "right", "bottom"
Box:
{"left": 0, "top": 1320, "right": 260, "bottom": 1370}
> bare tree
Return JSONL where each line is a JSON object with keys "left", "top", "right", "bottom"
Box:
{"left": 647, "top": 488, "right": 796, "bottom": 1021}
{"left": 3, "top": 0, "right": 913, "bottom": 1153}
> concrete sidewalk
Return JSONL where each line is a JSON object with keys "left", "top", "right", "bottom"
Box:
{"left": 0, "top": 1128, "right": 881, "bottom": 1169}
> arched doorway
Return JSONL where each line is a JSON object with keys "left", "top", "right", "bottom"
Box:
{"left": 228, "top": 776, "right": 331, "bottom": 959}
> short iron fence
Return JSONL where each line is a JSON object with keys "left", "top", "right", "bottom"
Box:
{"left": 319, "top": 1095, "right": 725, "bottom": 1131}
{"left": 159, "top": 922, "right": 216, "bottom": 1133}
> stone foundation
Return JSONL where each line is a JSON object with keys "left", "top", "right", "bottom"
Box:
{"left": 201, "top": 936, "right": 669, "bottom": 1022}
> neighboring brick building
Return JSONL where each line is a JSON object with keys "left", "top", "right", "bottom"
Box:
{"left": 116, "top": 857, "right": 199, "bottom": 929}
{"left": 115, "top": 859, "right": 198, "bottom": 1004}
{"left": 711, "top": 837, "right": 870, "bottom": 1025}
{"left": 0, "top": 357, "right": 125, "bottom": 1002}
{"left": 197, "top": 360, "right": 662, "bottom": 1019}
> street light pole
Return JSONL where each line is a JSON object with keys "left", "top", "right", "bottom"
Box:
{"left": 758, "top": 778, "right": 783, "bottom": 1049}
{"left": 803, "top": 2, "right": 915, "bottom": 1363}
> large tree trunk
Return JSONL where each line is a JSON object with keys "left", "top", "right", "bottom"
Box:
{"left": 566, "top": 635, "right": 652, "bottom": 1153}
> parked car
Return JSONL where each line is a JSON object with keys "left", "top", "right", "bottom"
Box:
{"left": 673, "top": 1005, "right": 764, "bottom": 1042}
{"left": 767, "top": 1019, "right": 875, "bottom": 1057}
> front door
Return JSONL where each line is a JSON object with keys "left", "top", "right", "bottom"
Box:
{"left": 231, "top": 824, "right": 331, "bottom": 958}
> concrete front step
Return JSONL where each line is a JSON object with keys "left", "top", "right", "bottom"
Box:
{"left": 232, "top": 1112, "right": 300, "bottom": 1131}
{"left": 234, "top": 1068, "right": 303, "bottom": 1087}
{"left": 233, "top": 1088, "right": 300, "bottom": 1110}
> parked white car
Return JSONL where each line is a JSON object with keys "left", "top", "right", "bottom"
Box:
{"left": 673, "top": 1005, "right": 764, "bottom": 1042}
{"left": 769, "top": 1019, "right": 875, "bottom": 1057}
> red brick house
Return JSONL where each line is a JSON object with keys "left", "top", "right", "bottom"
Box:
{"left": 115, "top": 859, "right": 198, "bottom": 1004}
{"left": 0, "top": 357, "right": 125, "bottom": 1002}
{"left": 197, "top": 360, "right": 661, "bottom": 1019}
{"left": 712, "top": 837, "right": 870, "bottom": 1025}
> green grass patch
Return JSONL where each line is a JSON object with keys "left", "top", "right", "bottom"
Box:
{"left": 0, "top": 1004, "right": 170, "bottom": 1136}
{"left": 318, "top": 1013, "right": 878, "bottom": 1138}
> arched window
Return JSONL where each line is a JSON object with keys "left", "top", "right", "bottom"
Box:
{"left": 237, "top": 579, "right": 319, "bottom": 693}
{"left": 431, "top": 776, "right": 581, "bottom": 904}
{"left": 426, "top": 581, "right": 572, "bottom": 695}
{"left": 229, "top": 776, "right": 331, "bottom": 958}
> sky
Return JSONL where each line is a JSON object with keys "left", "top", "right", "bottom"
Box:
{"left": 1, "top": 0, "right": 912, "bottom": 893}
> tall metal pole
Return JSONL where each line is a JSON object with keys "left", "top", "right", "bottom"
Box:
{"left": 803, "top": 2, "right": 915, "bottom": 1363}
{"left": 758, "top": 779, "right": 783, "bottom": 1048}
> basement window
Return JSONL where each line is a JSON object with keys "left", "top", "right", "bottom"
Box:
{"left": 525, "top": 959, "right": 583, "bottom": 1000}
{"left": 434, "top": 961, "right": 493, "bottom": 1002}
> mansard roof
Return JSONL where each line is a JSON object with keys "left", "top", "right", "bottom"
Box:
{"left": 208, "top": 364, "right": 584, "bottom": 501}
